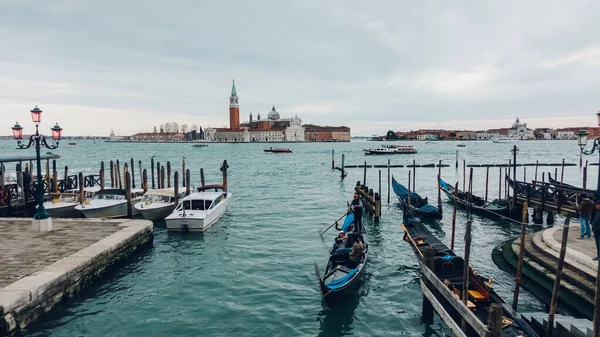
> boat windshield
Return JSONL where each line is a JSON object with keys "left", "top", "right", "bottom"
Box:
{"left": 142, "top": 194, "right": 172, "bottom": 203}
{"left": 180, "top": 199, "right": 212, "bottom": 210}
{"left": 94, "top": 194, "right": 125, "bottom": 201}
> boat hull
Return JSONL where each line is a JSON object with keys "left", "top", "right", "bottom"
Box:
{"left": 45, "top": 203, "right": 82, "bottom": 218}
{"left": 76, "top": 199, "right": 141, "bottom": 218}
{"left": 165, "top": 195, "right": 230, "bottom": 231}
{"left": 135, "top": 203, "right": 176, "bottom": 221}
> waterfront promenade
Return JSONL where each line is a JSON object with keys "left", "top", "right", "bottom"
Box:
{"left": 0, "top": 218, "right": 153, "bottom": 335}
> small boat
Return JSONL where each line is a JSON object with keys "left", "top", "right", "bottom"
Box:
{"left": 134, "top": 188, "right": 186, "bottom": 221}
{"left": 314, "top": 212, "right": 369, "bottom": 304}
{"left": 192, "top": 144, "right": 208, "bottom": 147}
{"left": 363, "top": 145, "right": 417, "bottom": 155}
{"left": 457, "top": 144, "right": 466, "bottom": 147}
{"left": 263, "top": 147, "right": 292, "bottom": 153}
{"left": 44, "top": 187, "right": 101, "bottom": 218}
{"left": 400, "top": 208, "right": 537, "bottom": 337}
{"left": 392, "top": 176, "right": 442, "bottom": 219}
{"left": 74, "top": 188, "right": 145, "bottom": 218}
{"left": 439, "top": 179, "right": 510, "bottom": 217}
{"left": 68, "top": 142, "right": 77, "bottom": 145}
{"left": 165, "top": 184, "right": 232, "bottom": 231}
{"left": 492, "top": 136, "right": 519, "bottom": 143}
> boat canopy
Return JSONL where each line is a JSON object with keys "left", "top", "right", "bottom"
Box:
{"left": 0, "top": 152, "right": 61, "bottom": 164}
{"left": 197, "top": 184, "right": 226, "bottom": 192}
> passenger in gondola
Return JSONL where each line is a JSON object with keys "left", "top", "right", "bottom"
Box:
{"left": 348, "top": 238, "right": 364, "bottom": 268}
{"left": 350, "top": 193, "right": 363, "bottom": 231}
{"left": 331, "top": 230, "right": 347, "bottom": 254}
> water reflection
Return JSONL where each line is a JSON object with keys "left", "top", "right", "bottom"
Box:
{"left": 317, "top": 293, "right": 360, "bottom": 337}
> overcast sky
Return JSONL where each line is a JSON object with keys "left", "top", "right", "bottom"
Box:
{"left": 1, "top": 1, "right": 599, "bottom": 136}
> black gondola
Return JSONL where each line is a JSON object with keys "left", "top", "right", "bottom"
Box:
{"left": 400, "top": 207, "right": 538, "bottom": 337}
{"left": 392, "top": 175, "right": 442, "bottom": 219}
{"left": 314, "top": 212, "right": 369, "bottom": 304}
{"left": 439, "top": 178, "right": 510, "bottom": 217}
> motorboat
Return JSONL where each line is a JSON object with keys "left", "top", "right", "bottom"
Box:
{"left": 44, "top": 187, "right": 101, "bottom": 218}
{"left": 491, "top": 136, "right": 519, "bottom": 143}
{"left": 364, "top": 145, "right": 417, "bottom": 155}
{"left": 192, "top": 144, "right": 208, "bottom": 147}
{"left": 264, "top": 147, "right": 292, "bottom": 153}
{"left": 134, "top": 188, "right": 186, "bottom": 221}
{"left": 74, "top": 188, "right": 145, "bottom": 218}
{"left": 165, "top": 184, "right": 232, "bottom": 231}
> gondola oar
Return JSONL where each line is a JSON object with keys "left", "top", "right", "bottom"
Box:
{"left": 319, "top": 212, "right": 348, "bottom": 236}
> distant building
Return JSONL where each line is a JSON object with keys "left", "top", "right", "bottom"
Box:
{"left": 508, "top": 118, "right": 534, "bottom": 140}
{"left": 206, "top": 80, "right": 348, "bottom": 142}
{"left": 303, "top": 125, "right": 351, "bottom": 142}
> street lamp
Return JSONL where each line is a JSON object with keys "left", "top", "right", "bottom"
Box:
{"left": 577, "top": 127, "right": 600, "bottom": 199}
{"left": 11, "top": 106, "right": 62, "bottom": 221}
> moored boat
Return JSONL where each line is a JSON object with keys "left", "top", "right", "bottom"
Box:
{"left": 192, "top": 144, "right": 208, "bottom": 147}
{"left": 363, "top": 145, "right": 417, "bottom": 155}
{"left": 44, "top": 187, "right": 101, "bottom": 218}
{"left": 314, "top": 211, "right": 369, "bottom": 304}
{"left": 263, "top": 147, "right": 292, "bottom": 153}
{"left": 400, "top": 208, "right": 538, "bottom": 337}
{"left": 439, "top": 179, "right": 510, "bottom": 217}
{"left": 134, "top": 188, "right": 186, "bottom": 221}
{"left": 165, "top": 184, "right": 231, "bottom": 231}
{"left": 392, "top": 176, "right": 442, "bottom": 219}
{"left": 74, "top": 188, "right": 145, "bottom": 218}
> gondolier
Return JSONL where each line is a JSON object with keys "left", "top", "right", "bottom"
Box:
{"left": 350, "top": 193, "right": 363, "bottom": 231}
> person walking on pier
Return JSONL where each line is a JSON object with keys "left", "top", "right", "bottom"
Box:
{"left": 592, "top": 201, "right": 600, "bottom": 260}
{"left": 577, "top": 193, "right": 594, "bottom": 239}
{"left": 350, "top": 193, "right": 363, "bottom": 232}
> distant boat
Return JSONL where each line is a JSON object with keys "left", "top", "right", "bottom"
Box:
{"left": 364, "top": 145, "right": 417, "bottom": 155}
{"left": 492, "top": 136, "right": 519, "bottom": 143}
{"left": 192, "top": 144, "right": 208, "bottom": 147}
{"left": 68, "top": 142, "right": 77, "bottom": 145}
{"left": 457, "top": 144, "right": 466, "bottom": 147}
{"left": 264, "top": 147, "right": 292, "bottom": 153}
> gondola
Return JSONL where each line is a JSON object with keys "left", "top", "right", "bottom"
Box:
{"left": 392, "top": 176, "right": 442, "bottom": 220}
{"left": 547, "top": 172, "right": 593, "bottom": 194}
{"left": 439, "top": 178, "right": 510, "bottom": 217}
{"left": 400, "top": 207, "right": 538, "bottom": 337}
{"left": 314, "top": 212, "right": 369, "bottom": 304}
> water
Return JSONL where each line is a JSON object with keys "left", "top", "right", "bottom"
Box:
{"left": 0, "top": 139, "right": 586, "bottom": 336}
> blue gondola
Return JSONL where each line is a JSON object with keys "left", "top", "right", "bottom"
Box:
{"left": 392, "top": 176, "right": 442, "bottom": 220}
{"left": 314, "top": 211, "right": 369, "bottom": 304}
{"left": 439, "top": 178, "right": 510, "bottom": 217}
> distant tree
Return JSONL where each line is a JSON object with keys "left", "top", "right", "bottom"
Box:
{"left": 449, "top": 132, "right": 457, "bottom": 139}
{"left": 153, "top": 126, "right": 157, "bottom": 133}
{"left": 181, "top": 124, "right": 188, "bottom": 134}
{"left": 160, "top": 124, "right": 164, "bottom": 133}
{"left": 386, "top": 130, "right": 397, "bottom": 140}
{"left": 172, "top": 122, "right": 179, "bottom": 134}
{"left": 192, "top": 123, "right": 198, "bottom": 132}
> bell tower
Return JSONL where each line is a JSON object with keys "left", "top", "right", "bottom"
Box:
{"left": 229, "top": 79, "right": 240, "bottom": 130}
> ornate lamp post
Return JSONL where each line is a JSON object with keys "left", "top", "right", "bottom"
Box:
{"left": 11, "top": 106, "right": 62, "bottom": 220}
{"left": 577, "top": 126, "right": 600, "bottom": 199}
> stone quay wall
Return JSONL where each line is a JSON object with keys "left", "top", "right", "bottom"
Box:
{"left": 0, "top": 219, "right": 153, "bottom": 336}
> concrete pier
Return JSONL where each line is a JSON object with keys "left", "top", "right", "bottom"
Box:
{"left": 0, "top": 218, "right": 153, "bottom": 336}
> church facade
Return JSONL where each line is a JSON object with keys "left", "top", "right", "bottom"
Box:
{"left": 507, "top": 118, "right": 535, "bottom": 140}
{"left": 206, "top": 81, "right": 307, "bottom": 142}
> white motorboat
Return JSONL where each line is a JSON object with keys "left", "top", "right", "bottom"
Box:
{"left": 492, "top": 136, "right": 519, "bottom": 143}
{"left": 165, "top": 184, "right": 232, "bottom": 232}
{"left": 363, "top": 145, "right": 417, "bottom": 155}
{"left": 44, "top": 187, "right": 101, "bottom": 218}
{"left": 134, "top": 188, "right": 186, "bottom": 221}
{"left": 75, "top": 188, "right": 145, "bottom": 218}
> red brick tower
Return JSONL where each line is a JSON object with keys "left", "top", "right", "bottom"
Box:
{"left": 229, "top": 80, "right": 240, "bottom": 130}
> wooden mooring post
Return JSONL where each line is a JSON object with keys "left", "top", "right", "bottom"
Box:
{"left": 174, "top": 172, "right": 180, "bottom": 205}
{"left": 110, "top": 160, "right": 114, "bottom": 188}
{"left": 387, "top": 159, "right": 391, "bottom": 204}
{"left": 130, "top": 158, "right": 136, "bottom": 188}
{"left": 221, "top": 160, "right": 228, "bottom": 189}
{"left": 455, "top": 150, "right": 458, "bottom": 169}
{"left": 142, "top": 169, "right": 148, "bottom": 193}
{"left": 451, "top": 181, "right": 458, "bottom": 251}
{"left": 363, "top": 160, "right": 367, "bottom": 186}
{"left": 167, "top": 161, "right": 171, "bottom": 188}
{"left": 341, "top": 154, "right": 345, "bottom": 179}
{"left": 117, "top": 160, "right": 122, "bottom": 189}
{"left": 161, "top": 165, "right": 165, "bottom": 189}
{"left": 484, "top": 166, "right": 489, "bottom": 202}
{"left": 156, "top": 161, "right": 161, "bottom": 189}
{"left": 546, "top": 216, "right": 571, "bottom": 337}
{"left": 125, "top": 171, "right": 132, "bottom": 218}
{"left": 100, "top": 161, "right": 105, "bottom": 190}
{"left": 512, "top": 201, "right": 529, "bottom": 311}
{"left": 138, "top": 160, "right": 142, "bottom": 187}
{"left": 331, "top": 150, "right": 335, "bottom": 170}
{"left": 412, "top": 159, "right": 416, "bottom": 192}
{"left": 421, "top": 246, "right": 435, "bottom": 324}
{"left": 185, "top": 169, "right": 191, "bottom": 196}
{"left": 200, "top": 168, "right": 205, "bottom": 187}
{"left": 151, "top": 157, "right": 155, "bottom": 189}
{"left": 182, "top": 158, "right": 186, "bottom": 188}
{"left": 535, "top": 160, "right": 539, "bottom": 181}
{"left": 78, "top": 173, "right": 84, "bottom": 203}
{"left": 462, "top": 159, "right": 466, "bottom": 192}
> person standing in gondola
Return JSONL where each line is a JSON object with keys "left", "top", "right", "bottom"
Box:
{"left": 350, "top": 193, "right": 363, "bottom": 232}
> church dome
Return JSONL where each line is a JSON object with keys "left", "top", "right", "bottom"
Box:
{"left": 268, "top": 105, "right": 280, "bottom": 120}
{"left": 512, "top": 117, "right": 521, "bottom": 129}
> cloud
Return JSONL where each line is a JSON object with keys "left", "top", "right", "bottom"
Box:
{"left": 0, "top": 0, "right": 599, "bottom": 136}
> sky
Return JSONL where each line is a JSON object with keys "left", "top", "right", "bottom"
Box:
{"left": 0, "top": 1, "right": 599, "bottom": 137}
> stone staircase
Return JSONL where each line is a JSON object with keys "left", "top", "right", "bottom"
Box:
{"left": 522, "top": 312, "right": 593, "bottom": 337}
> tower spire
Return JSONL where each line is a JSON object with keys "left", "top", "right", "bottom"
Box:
{"left": 231, "top": 79, "right": 237, "bottom": 95}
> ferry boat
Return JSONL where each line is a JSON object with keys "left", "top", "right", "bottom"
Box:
{"left": 363, "top": 145, "right": 417, "bottom": 155}
{"left": 44, "top": 187, "right": 101, "bottom": 218}
{"left": 165, "top": 184, "right": 232, "bottom": 231}
{"left": 491, "top": 136, "right": 519, "bottom": 143}
{"left": 75, "top": 188, "right": 145, "bottom": 218}
{"left": 263, "top": 147, "right": 292, "bottom": 153}
{"left": 134, "top": 188, "right": 186, "bottom": 221}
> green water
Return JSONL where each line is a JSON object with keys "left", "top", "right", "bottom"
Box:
{"left": 0, "top": 139, "right": 585, "bottom": 336}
